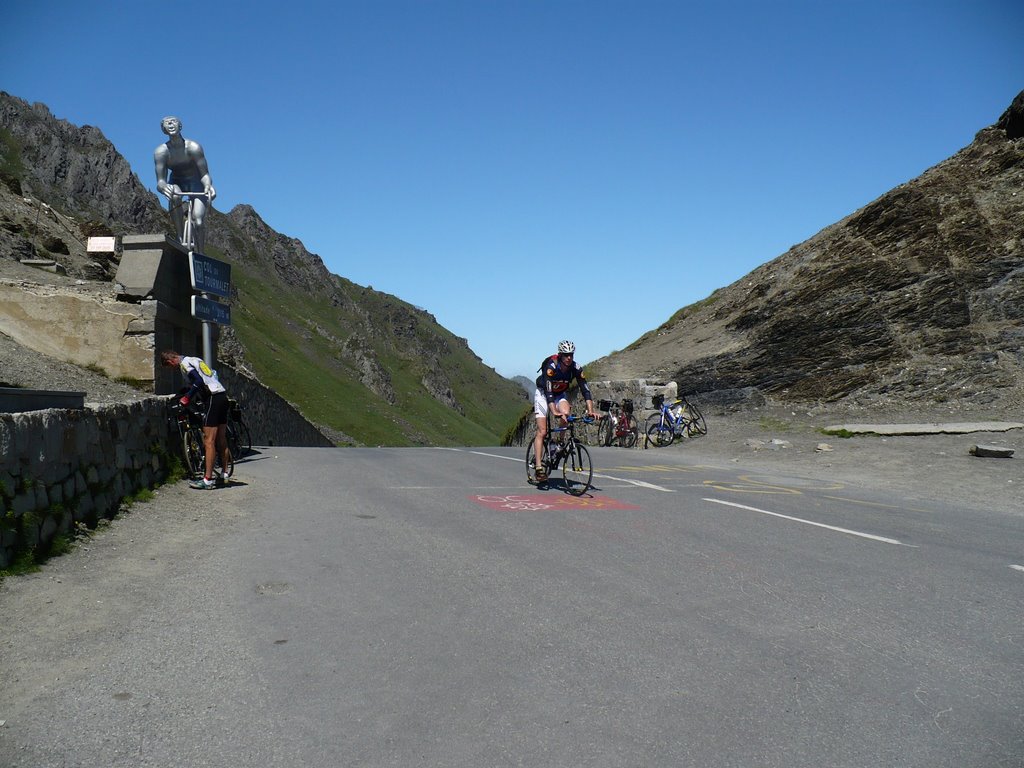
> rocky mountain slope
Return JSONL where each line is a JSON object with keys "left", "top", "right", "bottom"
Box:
{"left": 590, "top": 90, "right": 1024, "bottom": 416}
{"left": 0, "top": 92, "right": 527, "bottom": 446}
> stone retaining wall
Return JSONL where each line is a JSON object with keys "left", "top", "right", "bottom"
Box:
{"left": 218, "top": 366, "right": 333, "bottom": 448}
{"left": 0, "top": 399, "right": 173, "bottom": 569}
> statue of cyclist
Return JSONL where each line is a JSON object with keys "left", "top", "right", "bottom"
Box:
{"left": 532, "top": 340, "right": 597, "bottom": 481}
{"left": 153, "top": 115, "right": 216, "bottom": 254}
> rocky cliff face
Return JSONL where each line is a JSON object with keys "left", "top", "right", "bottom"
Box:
{"left": 0, "top": 94, "right": 165, "bottom": 232}
{"left": 591, "top": 91, "right": 1024, "bottom": 414}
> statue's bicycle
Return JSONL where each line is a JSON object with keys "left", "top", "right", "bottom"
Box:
{"left": 167, "top": 188, "right": 211, "bottom": 253}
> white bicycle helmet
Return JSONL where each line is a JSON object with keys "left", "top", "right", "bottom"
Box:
{"left": 558, "top": 340, "right": 576, "bottom": 354}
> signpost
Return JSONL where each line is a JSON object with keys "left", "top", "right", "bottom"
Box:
{"left": 188, "top": 252, "right": 231, "bottom": 366}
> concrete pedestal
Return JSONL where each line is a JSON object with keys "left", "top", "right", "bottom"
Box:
{"left": 115, "top": 234, "right": 205, "bottom": 393}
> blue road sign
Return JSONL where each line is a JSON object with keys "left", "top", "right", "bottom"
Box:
{"left": 191, "top": 295, "right": 232, "bottom": 325}
{"left": 189, "top": 253, "right": 231, "bottom": 298}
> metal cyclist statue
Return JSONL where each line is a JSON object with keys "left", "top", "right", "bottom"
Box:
{"left": 153, "top": 115, "right": 216, "bottom": 253}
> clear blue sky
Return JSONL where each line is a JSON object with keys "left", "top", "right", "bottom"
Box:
{"left": 3, "top": 1, "right": 1022, "bottom": 378}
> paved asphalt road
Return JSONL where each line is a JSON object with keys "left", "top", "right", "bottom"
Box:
{"left": 1, "top": 445, "right": 1022, "bottom": 767}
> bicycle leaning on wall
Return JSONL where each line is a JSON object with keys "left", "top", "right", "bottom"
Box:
{"left": 166, "top": 400, "right": 234, "bottom": 481}
{"left": 644, "top": 392, "right": 708, "bottom": 448}
{"left": 598, "top": 398, "right": 639, "bottom": 448}
{"left": 226, "top": 398, "right": 253, "bottom": 459}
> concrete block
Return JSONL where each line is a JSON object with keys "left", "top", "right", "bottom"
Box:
{"left": 969, "top": 444, "right": 1015, "bottom": 458}
{"left": 116, "top": 234, "right": 191, "bottom": 309}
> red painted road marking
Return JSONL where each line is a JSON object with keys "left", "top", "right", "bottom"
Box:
{"left": 471, "top": 494, "right": 641, "bottom": 512}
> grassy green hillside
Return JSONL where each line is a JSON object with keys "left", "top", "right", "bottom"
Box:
{"left": 212, "top": 241, "right": 527, "bottom": 446}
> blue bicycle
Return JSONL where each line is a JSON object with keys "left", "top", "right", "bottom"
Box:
{"left": 644, "top": 392, "right": 707, "bottom": 448}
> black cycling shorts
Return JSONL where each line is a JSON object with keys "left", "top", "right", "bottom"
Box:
{"left": 202, "top": 391, "right": 229, "bottom": 428}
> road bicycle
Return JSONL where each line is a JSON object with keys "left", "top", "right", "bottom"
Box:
{"left": 597, "top": 398, "right": 639, "bottom": 448}
{"left": 644, "top": 392, "right": 708, "bottom": 448}
{"left": 226, "top": 397, "right": 253, "bottom": 458}
{"left": 168, "top": 188, "right": 211, "bottom": 253}
{"left": 525, "top": 415, "right": 595, "bottom": 496}
{"left": 166, "top": 400, "right": 234, "bottom": 480}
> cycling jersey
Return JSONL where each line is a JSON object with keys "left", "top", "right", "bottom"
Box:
{"left": 178, "top": 356, "right": 226, "bottom": 401}
{"left": 535, "top": 354, "right": 593, "bottom": 404}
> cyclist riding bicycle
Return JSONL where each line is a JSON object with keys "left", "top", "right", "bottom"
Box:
{"left": 161, "top": 350, "right": 231, "bottom": 490}
{"left": 532, "top": 340, "right": 597, "bottom": 481}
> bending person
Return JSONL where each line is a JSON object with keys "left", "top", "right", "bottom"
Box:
{"left": 161, "top": 350, "right": 231, "bottom": 490}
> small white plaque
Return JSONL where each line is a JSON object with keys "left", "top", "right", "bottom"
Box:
{"left": 87, "top": 236, "right": 117, "bottom": 253}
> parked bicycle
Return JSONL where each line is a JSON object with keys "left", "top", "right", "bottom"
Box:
{"left": 598, "top": 398, "right": 639, "bottom": 448}
{"left": 525, "top": 415, "right": 595, "bottom": 496}
{"left": 226, "top": 397, "right": 253, "bottom": 458}
{"left": 644, "top": 392, "right": 708, "bottom": 448}
{"left": 166, "top": 399, "right": 234, "bottom": 480}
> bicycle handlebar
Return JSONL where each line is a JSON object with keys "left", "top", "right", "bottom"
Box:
{"left": 167, "top": 189, "right": 211, "bottom": 199}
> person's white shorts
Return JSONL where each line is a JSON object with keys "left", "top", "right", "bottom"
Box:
{"left": 533, "top": 388, "right": 548, "bottom": 418}
{"left": 534, "top": 389, "right": 569, "bottom": 418}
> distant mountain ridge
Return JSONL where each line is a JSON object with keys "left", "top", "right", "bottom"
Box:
{"left": 590, "top": 90, "right": 1024, "bottom": 414}
{"left": 0, "top": 91, "right": 527, "bottom": 445}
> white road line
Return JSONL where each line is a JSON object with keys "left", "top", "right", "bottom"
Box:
{"left": 703, "top": 498, "right": 914, "bottom": 546}
{"left": 592, "top": 472, "right": 675, "bottom": 492}
{"left": 467, "top": 450, "right": 675, "bottom": 492}
{"left": 1010, "top": 565, "right": 1024, "bottom": 573}
{"left": 465, "top": 450, "right": 519, "bottom": 461}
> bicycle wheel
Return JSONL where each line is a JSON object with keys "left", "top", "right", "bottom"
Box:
{"left": 182, "top": 428, "right": 204, "bottom": 478}
{"left": 226, "top": 421, "right": 241, "bottom": 461}
{"left": 644, "top": 413, "right": 670, "bottom": 448}
{"left": 525, "top": 440, "right": 539, "bottom": 485}
{"left": 685, "top": 405, "right": 708, "bottom": 437}
{"left": 182, "top": 211, "right": 194, "bottom": 252}
{"left": 645, "top": 419, "right": 674, "bottom": 448}
{"left": 238, "top": 420, "right": 253, "bottom": 455}
{"left": 623, "top": 416, "right": 639, "bottom": 448}
{"left": 598, "top": 417, "right": 613, "bottom": 447}
{"left": 561, "top": 443, "right": 592, "bottom": 496}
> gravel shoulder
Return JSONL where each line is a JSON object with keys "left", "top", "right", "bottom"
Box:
{"left": 652, "top": 402, "right": 1023, "bottom": 517}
